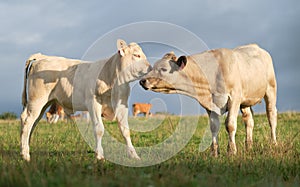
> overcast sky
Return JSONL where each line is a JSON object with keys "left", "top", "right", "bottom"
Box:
{"left": 0, "top": 0, "right": 299, "bottom": 116}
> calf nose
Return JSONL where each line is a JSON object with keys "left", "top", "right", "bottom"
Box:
{"left": 147, "top": 65, "right": 153, "bottom": 72}
{"left": 139, "top": 79, "right": 149, "bottom": 90}
{"left": 140, "top": 79, "right": 146, "bottom": 86}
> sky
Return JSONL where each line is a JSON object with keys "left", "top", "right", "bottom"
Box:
{"left": 0, "top": 0, "right": 299, "bottom": 116}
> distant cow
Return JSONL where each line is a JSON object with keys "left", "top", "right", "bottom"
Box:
{"left": 46, "top": 103, "right": 65, "bottom": 123}
{"left": 21, "top": 39, "right": 151, "bottom": 161}
{"left": 132, "top": 103, "right": 152, "bottom": 117}
{"left": 69, "top": 111, "right": 90, "bottom": 122}
{"left": 70, "top": 113, "right": 82, "bottom": 120}
{"left": 140, "top": 44, "right": 277, "bottom": 156}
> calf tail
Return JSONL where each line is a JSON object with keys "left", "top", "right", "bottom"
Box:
{"left": 22, "top": 54, "right": 39, "bottom": 108}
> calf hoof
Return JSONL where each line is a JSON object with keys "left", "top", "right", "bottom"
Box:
{"left": 210, "top": 150, "right": 219, "bottom": 158}
{"left": 21, "top": 153, "right": 30, "bottom": 162}
{"left": 227, "top": 143, "right": 237, "bottom": 155}
{"left": 245, "top": 141, "right": 253, "bottom": 151}
{"left": 227, "top": 150, "right": 237, "bottom": 156}
{"left": 210, "top": 144, "right": 219, "bottom": 157}
{"left": 128, "top": 147, "right": 140, "bottom": 160}
{"left": 96, "top": 153, "right": 105, "bottom": 161}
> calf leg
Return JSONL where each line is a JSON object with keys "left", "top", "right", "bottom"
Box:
{"left": 60, "top": 111, "right": 65, "bottom": 122}
{"left": 241, "top": 107, "right": 254, "bottom": 150}
{"left": 52, "top": 114, "right": 59, "bottom": 124}
{"left": 225, "top": 100, "right": 240, "bottom": 155}
{"left": 94, "top": 120, "right": 105, "bottom": 160}
{"left": 116, "top": 107, "right": 140, "bottom": 159}
{"left": 20, "top": 107, "right": 31, "bottom": 161}
{"left": 88, "top": 101, "right": 105, "bottom": 160}
{"left": 21, "top": 101, "right": 50, "bottom": 161}
{"left": 207, "top": 110, "right": 220, "bottom": 157}
{"left": 264, "top": 89, "right": 277, "bottom": 145}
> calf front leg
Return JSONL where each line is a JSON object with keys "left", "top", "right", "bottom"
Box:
{"left": 116, "top": 107, "right": 140, "bottom": 159}
{"left": 207, "top": 110, "right": 220, "bottom": 157}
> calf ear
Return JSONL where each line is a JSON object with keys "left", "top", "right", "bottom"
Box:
{"left": 163, "top": 51, "right": 177, "bottom": 61}
{"left": 117, "top": 39, "right": 127, "bottom": 50}
{"left": 176, "top": 56, "right": 187, "bottom": 70}
{"left": 117, "top": 39, "right": 127, "bottom": 57}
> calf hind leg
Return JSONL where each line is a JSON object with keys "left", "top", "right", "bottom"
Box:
{"left": 264, "top": 91, "right": 277, "bottom": 145}
{"left": 21, "top": 101, "right": 51, "bottom": 161}
{"left": 225, "top": 100, "right": 240, "bottom": 155}
{"left": 88, "top": 101, "right": 105, "bottom": 160}
{"left": 241, "top": 107, "right": 254, "bottom": 150}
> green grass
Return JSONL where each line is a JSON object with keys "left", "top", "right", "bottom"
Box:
{"left": 0, "top": 113, "right": 299, "bottom": 187}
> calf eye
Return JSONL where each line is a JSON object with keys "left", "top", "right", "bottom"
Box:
{"left": 161, "top": 68, "right": 167, "bottom": 72}
{"left": 133, "top": 54, "right": 141, "bottom": 58}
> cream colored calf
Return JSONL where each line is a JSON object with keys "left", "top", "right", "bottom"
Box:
{"left": 140, "top": 44, "right": 277, "bottom": 156}
{"left": 21, "top": 39, "right": 151, "bottom": 161}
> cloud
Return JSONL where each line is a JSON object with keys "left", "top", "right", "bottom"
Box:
{"left": 0, "top": 32, "right": 43, "bottom": 46}
{"left": 0, "top": 0, "right": 299, "bottom": 115}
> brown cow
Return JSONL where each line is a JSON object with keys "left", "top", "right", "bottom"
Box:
{"left": 46, "top": 103, "right": 65, "bottom": 123}
{"left": 132, "top": 103, "right": 152, "bottom": 117}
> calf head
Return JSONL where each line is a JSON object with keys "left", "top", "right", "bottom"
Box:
{"left": 117, "top": 39, "right": 152, "bottom": 83}
{"left": 140, "top": 52, "right": 190, "bottom": 94}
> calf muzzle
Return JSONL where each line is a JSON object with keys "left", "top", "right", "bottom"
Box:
{"left": 139, "top": 79, "right": 149, "bottom": 90}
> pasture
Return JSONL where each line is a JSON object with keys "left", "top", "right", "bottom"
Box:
{"left": 0, "top": 113, "right": 299, "bottom": 187}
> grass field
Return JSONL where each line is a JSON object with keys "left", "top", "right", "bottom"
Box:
{"left": 0, "top": 113, "right": 299, "bottom": 187}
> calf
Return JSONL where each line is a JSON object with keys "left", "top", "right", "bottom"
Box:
{"left": 140, "top": 44, "right": 277, "bottom": 156}
{"left": 21, "top": 39, "right": 151, "bottom": 161}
